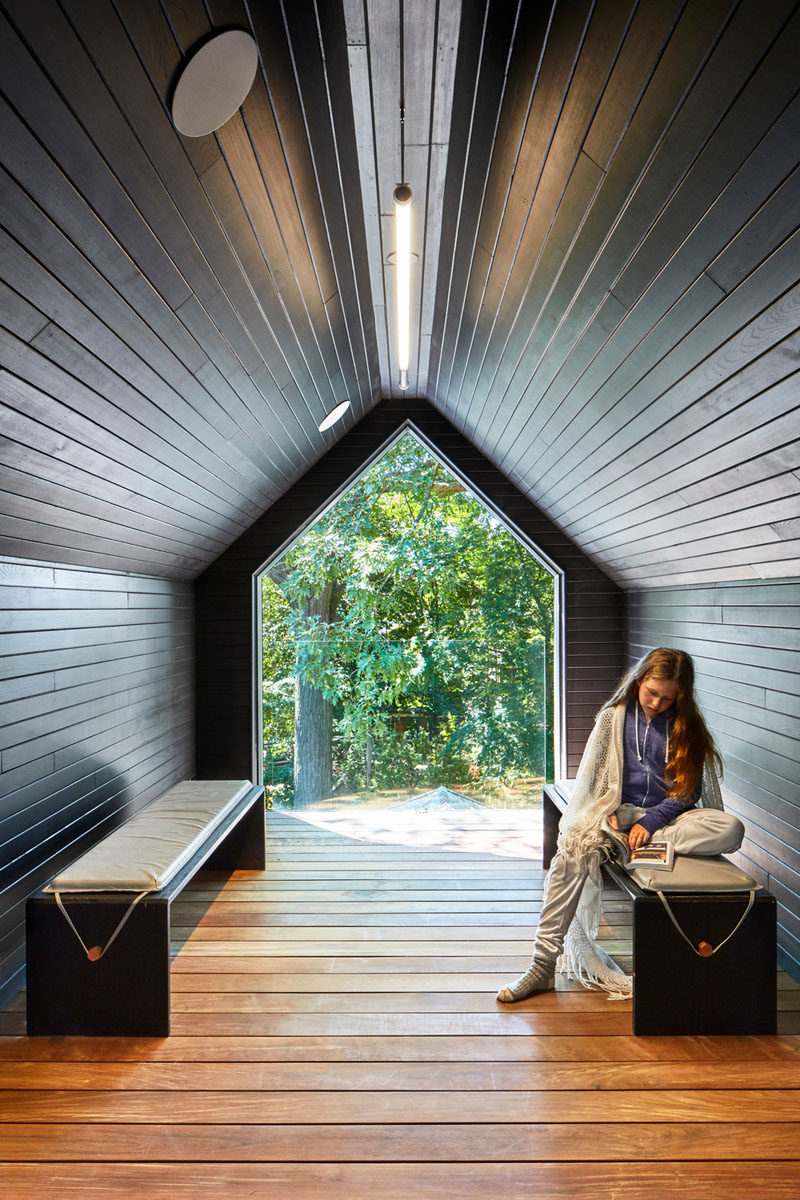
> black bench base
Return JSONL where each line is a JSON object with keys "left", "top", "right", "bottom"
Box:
{"left": 26, "top": 783, "right": 265, "bottom": 1037}
{"left": 543, "top": 783, "right": 777, "bottom": 1037}
{"left": 26, "top": 893, "right": 173, "bottom": 1038}
{"left": 604, "top": 856, "right": 776, "bottom": 1035}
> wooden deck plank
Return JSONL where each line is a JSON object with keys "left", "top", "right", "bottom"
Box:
{"left": 168, "top": 954, "right": 626, "bottom": 973}
{"left": 168, "top": 972, "right": 589, "bottom": 993}
{"left": 168, "top": 939, "right": 554, "bottom": 956}
{"left": 175, "top": 922, "right": 547, "bottom": 939}
{"left": 178, "top": 889, "right": 554, "bottom": 902}
{"left": 2, "top": 1060, "right": 800, "bottom": 1092}
{"left": 190, "top": 876, "right": 546, "bottom": 889}
{"left": 112, "top": 1011, "right": 800, "bottom": 1037}
{"left": 1, "top": 1088, "right": 798, "bottom": 1124}
{"left": 3, "top": 1033, "right": 799, "bottom": 1063}
{"left": 176, "top": 904, "right": 580, "bottom": 920}
{"left": 2, "top": 1120, "right": 799, "bottom": 1160}
{"left": 173, "top": 899, "right": 612, "bottom": 912}
{"left": 244, "top": 874, "right": 549, "bottom": 882}
{"left": 2, "top": 1162, "right": 800, "bottom": 1200}
{"left": 166, "top": 969, "right": 799, "bottom": 998}
{"left": 1, "top": 1012, "right": 641, "bottom": 1037}
{"left": 168, "top": 990, "right": 623, "bottom": 1013}
{"left": 138, "top": 1012, "right": 646, "bottom": 1037}
{"left": 176, "top": 904, "right": 631, "bottom": 923}
{"left": 166, "top": 989, "right": 799, "bottom": 1014}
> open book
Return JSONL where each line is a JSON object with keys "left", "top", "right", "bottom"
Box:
{"left": 625, "top": 841, "right": 675, "bottom": 872}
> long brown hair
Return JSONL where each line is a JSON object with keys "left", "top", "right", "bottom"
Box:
{"left": 604, "top": 648, "right": 720, "bottom": 801}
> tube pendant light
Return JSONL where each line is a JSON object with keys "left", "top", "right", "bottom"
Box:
{"left": 393, "top": 183, "right": 412, "bottom": 391}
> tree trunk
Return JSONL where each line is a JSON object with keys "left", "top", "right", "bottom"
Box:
{"left": 365, "top": 733, "right": 373, "bottom": 787}
{"left": 293, "top": 583, "right": 336, "bottom": 806}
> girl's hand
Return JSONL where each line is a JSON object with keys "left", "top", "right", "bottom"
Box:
{"left": 628, "top": 822, "right": 651, "bottom": 850}
{"left": 608, "top": 812, "right": 619, "bottom": 831}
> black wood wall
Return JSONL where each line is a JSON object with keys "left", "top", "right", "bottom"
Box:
{"left": 196, "top": 397, "right": 624, "bottom": 785}
{"left": 628, "top": 580, "right": 800, "bottom": 980}
{"left": 0, "top": 557, "right": 194, "bottom": 1004}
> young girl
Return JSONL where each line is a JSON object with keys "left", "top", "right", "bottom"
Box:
{"left": 498, "top": 648, "right": 744, "bottom": 1001}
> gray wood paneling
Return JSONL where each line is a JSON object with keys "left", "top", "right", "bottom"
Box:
{"left": 0, "top": 558, "right": 194, "bottom": 1005}
{"left": 627, "top": 580, "right": 800, "bottom": 979}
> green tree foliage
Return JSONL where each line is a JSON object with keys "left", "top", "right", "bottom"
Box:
{"left": 261, "top": 433, "right": 554, "bottom": 802}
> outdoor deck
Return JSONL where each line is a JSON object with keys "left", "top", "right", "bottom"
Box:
{"left": 1, "top": 807, "right": 799, "bottom": 1198}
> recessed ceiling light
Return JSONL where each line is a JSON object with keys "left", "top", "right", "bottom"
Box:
{"left": 318, "top": 401, "right": 351, "bottom": 432}
{"left": 171, "top": 30, "right": 259, "bottom": 137}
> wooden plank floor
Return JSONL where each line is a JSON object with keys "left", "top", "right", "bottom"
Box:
{"left": 1, "top": 808, "right": 799, "bottom": 1199}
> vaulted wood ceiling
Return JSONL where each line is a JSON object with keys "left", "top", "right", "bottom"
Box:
{"left": 1, "top": 0, "right": 798, "bottom": 587}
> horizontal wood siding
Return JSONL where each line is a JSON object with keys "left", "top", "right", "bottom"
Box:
{"left": 196, "top": 398, "right": 624, "bottom": 785}
{"left": 0, "top": 557, "right": 194, "bottom": 1004}
{"left": 627, "top": 580, "right": 800, "bottom": 979}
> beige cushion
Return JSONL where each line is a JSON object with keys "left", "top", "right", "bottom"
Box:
{"left": 47, "top": 780, "right": 253, "bottom": 892}
{"left": 630, "top": 853, "right": 758, "bottom": 893}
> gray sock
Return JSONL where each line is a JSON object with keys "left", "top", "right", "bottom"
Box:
{"left": 496, "top": 960, "right": 555, "bottom": 1003}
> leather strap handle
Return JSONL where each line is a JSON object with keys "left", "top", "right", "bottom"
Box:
{"left": 655, "top": 888, "right": 756, "bottom": 957}
{"left": 54, "top": 890, "right": 150, "bottom": 962}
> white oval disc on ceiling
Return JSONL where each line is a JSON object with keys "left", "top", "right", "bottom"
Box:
{"left": 171, "top": 30, "right": 258, "bottom": 137}
{"left": 318, "top": 401, "right": 351, "bottom": 432}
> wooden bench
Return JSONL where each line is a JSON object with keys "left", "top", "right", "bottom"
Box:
{"left": 543, "top": 782, "right": 777, "bottom": 1036}
{"left": 26, "top": 779, "right": 265, "bottom": 1037}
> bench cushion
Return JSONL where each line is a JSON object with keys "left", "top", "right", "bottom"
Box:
{"left": 629, "top": 853, "right": 757, "bottom": 893}
{"left": 47, "top": 779, "right": 253, "bottom": 892}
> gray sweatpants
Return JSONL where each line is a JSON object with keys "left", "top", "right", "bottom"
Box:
{"left": 533, "top": 806, "right": 745, "bottom": 967}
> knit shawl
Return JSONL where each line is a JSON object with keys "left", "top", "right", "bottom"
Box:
{"left": 555, "top": 703, "right": 724, "bottom": 999}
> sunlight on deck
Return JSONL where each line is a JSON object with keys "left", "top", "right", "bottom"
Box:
{"left": 288, "top": 804, "right": 544, "bottom": 860}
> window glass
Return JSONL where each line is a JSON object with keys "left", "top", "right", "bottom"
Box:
{"left": 260, "top": 432, "right": 555, "bottom": 810}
